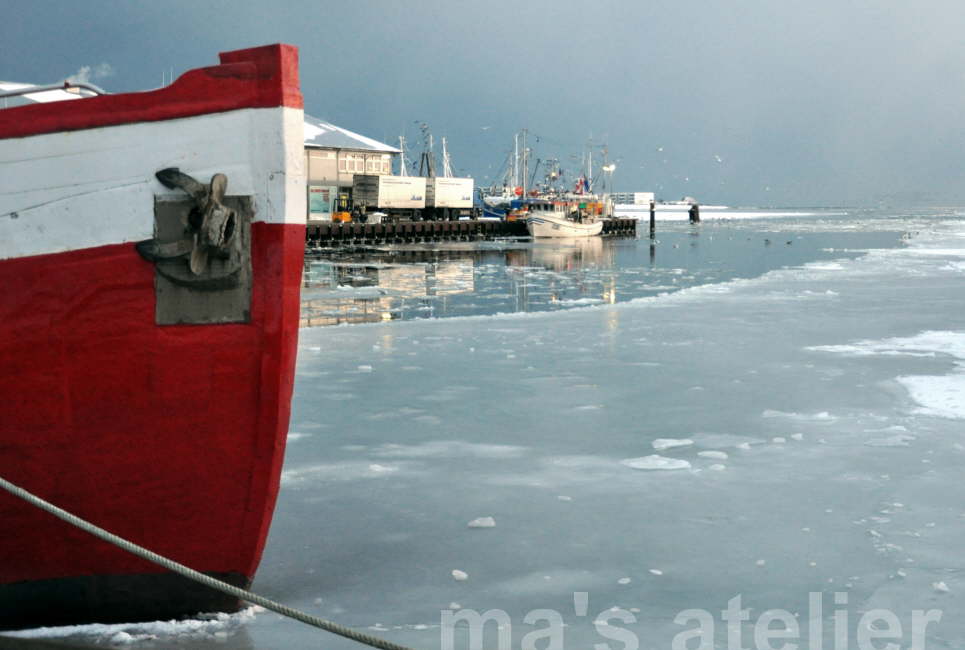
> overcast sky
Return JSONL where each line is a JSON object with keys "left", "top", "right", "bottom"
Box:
{"left": 5, "top": 0, "right": 964, "bottom": 206}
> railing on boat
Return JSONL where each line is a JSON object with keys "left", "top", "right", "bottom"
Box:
{"left": 0, "top": 82, "right": 109, "bottom": 100}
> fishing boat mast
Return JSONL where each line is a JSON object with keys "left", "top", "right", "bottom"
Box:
{"left": 398, "top": 135, "right": 409, "bottom": 176}
{"left": 587, "top": 141, "right": 593, "bottom": 194}
{"left": 417, "top": 124, "right": 435, "bottom": 178}
{"left": 521, "top": 128, "right": 529, "bottom": 198}
{"left": 441, "top": 136, "right": 454, "bottom": 178}
{"left": 512, "top": 132, "right": 519, "bottom": 191}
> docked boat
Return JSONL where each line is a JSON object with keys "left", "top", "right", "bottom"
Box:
{"left": 0, "top": 45, "right": 305, "bottom": 628}
{"left": 482, "top": 130, "right": 612, "bottom": 235}
{"left": 525, "top": 200, "right": 604, "bottom": 237}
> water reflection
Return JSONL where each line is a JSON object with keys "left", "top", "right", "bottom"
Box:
{"left": 300, "top": 238, "right": 617, "bottom": 327}
{"left": 508, "top": 237, "right": 609, "bottom": 271}
{"left": 299, "top": 217, "right": 897, "bottom": 328}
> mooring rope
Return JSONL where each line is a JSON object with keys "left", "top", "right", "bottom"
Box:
{"left": 0, "top": 476, "right": 416, "bottom": 650}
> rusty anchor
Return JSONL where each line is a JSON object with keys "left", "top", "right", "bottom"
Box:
{"left": 137, "top": 168, "right": 243, "bottom": 290}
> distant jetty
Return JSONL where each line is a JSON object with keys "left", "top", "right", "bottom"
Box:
{"left": 306, "top": 218, "right": 636, "bottom": 246}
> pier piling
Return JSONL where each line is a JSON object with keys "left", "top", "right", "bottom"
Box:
{"left": 689, "top": 203, "right": 700, "bottom": 224}
{"left": 649, "top": 200, "right": 656, "bottom": 239}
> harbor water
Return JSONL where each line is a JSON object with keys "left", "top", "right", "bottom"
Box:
{"left": 15, "top": 207, "right": 965, "bottom": 649}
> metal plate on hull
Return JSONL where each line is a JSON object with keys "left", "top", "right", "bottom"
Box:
{"left": 151, "top": 196, "right": 253, "bottom": 325}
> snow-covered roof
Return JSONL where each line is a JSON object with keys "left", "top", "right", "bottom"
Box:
{"left": 0, "top": 81, "right": 88, "bottom": 107}
{"left": 304, "top": 114, "right": 400, "bottom": 153}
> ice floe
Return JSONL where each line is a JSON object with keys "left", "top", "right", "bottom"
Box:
{"left": 697, "top": 450, "right": 729, "bottom": 460}
{"left": 621, "top": 455, "right": 691, "bottom": 470}
{"left": 864, "top": 434, "right": 917, "bottom": 447}
{"left": 371, "top": 440, "right": 527, "bottom": 458}
{"left": 7, "top": 607, "right": 262, "bottom": 645}
{"left": 467, "top": 517, "right": 496, "bottom": 528}
{"left": 281, "top": 461, "right": 407, "bottom": 486}
{"left": 761, "top": 409, "right": 836, "bottom": 421}
{"left": 651, "top": 438, "right": 694, "bottom": 451}
{"left": 692, "top": 433, "right": 767, "bottom": 448}
{"left": 809, "top": 331, "right": 965, "bottom": 419}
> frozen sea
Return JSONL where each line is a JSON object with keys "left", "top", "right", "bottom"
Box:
{"left": 16, "top": 207, "right": 965, "bottom": 649}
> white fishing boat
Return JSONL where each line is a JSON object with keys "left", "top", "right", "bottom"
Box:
{"left": 525, "top": 200, "right": 604, "bottom": 238}
{"left": 483, "top": 129, "right": 615, "bottom": 234}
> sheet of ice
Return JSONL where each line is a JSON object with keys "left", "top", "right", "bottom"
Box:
{"left": 899, "top": 374, "right": 965, "bottom": 419}
{"left": 809, "top": 330, "right": 965, "bottom": 419}
{"left": 27, "top": 211, "right": 965, "bottom": 649}
{"left": 558, "top": 297, "right": 604, "bottom": 306}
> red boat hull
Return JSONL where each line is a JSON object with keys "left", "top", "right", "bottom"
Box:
{"left": 0, "top": 44, "right": 306, "bottom": 628}
{"left": 0, "top": 222, "right": 304, "bottom": 627}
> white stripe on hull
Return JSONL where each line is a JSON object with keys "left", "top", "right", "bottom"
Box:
{"left": 527, "top": 215, "right": 603, "bottom": 238}
{"left": 0, "top": 107, "right": 305, "bottom": 261}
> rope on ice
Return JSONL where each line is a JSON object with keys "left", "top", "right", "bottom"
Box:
{"left": 0, "top": 475, "right": 416, "bottom": 650}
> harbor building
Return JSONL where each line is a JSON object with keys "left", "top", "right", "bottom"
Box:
{"left": 611, "top": 191, "right": 655, "bottom": 205}
{"left": 303, "top": 114, "right": 400, "bottom": 223}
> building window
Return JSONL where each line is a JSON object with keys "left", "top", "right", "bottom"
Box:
{"left": 339, "top": 153, "right": 366, "bottom": 173}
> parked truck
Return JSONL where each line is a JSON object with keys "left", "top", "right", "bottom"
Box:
{"left": 353, "top": 174, "right": 477, "bottom": 221}
{"left": 424, "top": 177, "right": 475, "bottom": 220}
{"left": 352, "top": 174, "right": 426, "bottom": 217}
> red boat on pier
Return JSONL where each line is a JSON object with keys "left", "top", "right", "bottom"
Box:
{"left": 0, "top": 44, "right": 305, "bottom": 628}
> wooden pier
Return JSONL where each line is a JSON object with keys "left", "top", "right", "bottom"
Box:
{"left": 306, "top": 218, "right": 636, "bottom": 245}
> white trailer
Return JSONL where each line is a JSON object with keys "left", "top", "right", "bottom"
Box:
{"left": 353, "top": 175, "right": 426, "bottom": 209}
{"left": 426, "top": 177, "right": 474, "bottom": 208}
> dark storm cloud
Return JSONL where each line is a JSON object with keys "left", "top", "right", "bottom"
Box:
{"left": 5, "top": 0, "right": 964, "bottom": 206}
